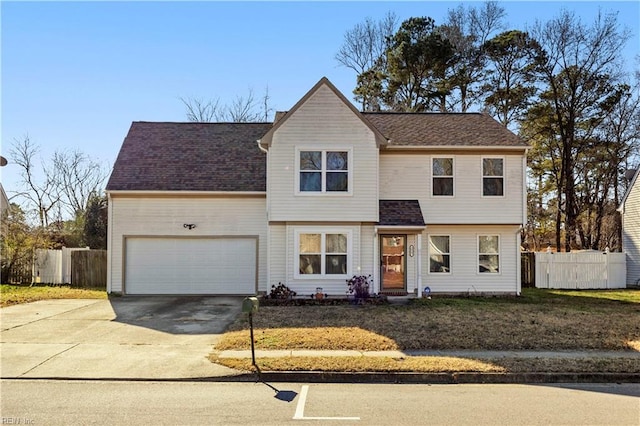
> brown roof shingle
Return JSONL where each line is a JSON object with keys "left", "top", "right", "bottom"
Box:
{"left": 364, "top": 112, "right": 527, "bottom": 147}
{"left": 106, "top": 122, "right": 271, "bottom": 191}
{"left": 378, "top": 200, "right": 425, "bottom": 227}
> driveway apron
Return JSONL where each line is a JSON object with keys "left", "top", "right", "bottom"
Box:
{"left": 0, "top": 297, "right": 244, "bottom": 380}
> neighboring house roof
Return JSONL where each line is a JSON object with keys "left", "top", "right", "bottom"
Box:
{"left": 378, "top": 200, "right": 425, "bottom": 227}
{"left": 364, "top": 112, "right": 528, "bottom": 148}
{"left": 0, "top": 183, "right": 9, "bottom": 215}
{"left": 106, "top": 122, "right": 272, "bottom": 192}
{"left": 619, "top": 168, "right": 639, "bottom": 212}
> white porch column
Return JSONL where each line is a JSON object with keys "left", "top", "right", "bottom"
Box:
{"left": 417, "top": 233, "right": 423, "bottom": 298}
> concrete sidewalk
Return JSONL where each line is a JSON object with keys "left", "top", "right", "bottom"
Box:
{"left": 2, "top": 299, "right": 639, "bottom": 383}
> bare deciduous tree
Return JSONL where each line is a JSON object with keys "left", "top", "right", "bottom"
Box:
{"left": 181, "top": 86, "right": 273, "bottom": 123}
{"left": 10, "top": 135, "right": 109, "bottom": 227}
{"left": 10, "top": 135, "right": 61, "bottom": 227}
{"left": 53, "top": 149, "right": 110, "bottom": 218}
{"left": 180, "top": 97, "right": 221, "bottom": 122}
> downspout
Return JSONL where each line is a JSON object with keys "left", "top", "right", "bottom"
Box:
{"left": 257, "top": 139, "right": 269, "bottom": 293}
{"left": 106, "top": 192, "right": 113, "bottom": 294}
{"left": 516, "top": 225, "right": 524, "bottom": 296}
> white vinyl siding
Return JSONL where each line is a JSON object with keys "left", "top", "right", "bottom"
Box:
{"left": 422, "top": 225, "right": 520, "bottom": 294}
{"left": 267, "top": 85, "right": 379, "bottom": 222}
{"left": 622, "top": 175, "right": 640, "bottom": 286}
{"left": 125, "top": 237, "right": 256, "bottom": 295}
{"left": 380, "top": 152, "right": 525, "bottom": 224}
{"left": 108, "top": 196, "right": 267, "bottom": 295}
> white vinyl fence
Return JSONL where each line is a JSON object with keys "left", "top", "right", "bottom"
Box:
{"left": 535, "top": 251, "right": 627, "bottom": 289}
{"left": 34, "top": 247, "right": 90, "bottom": 284}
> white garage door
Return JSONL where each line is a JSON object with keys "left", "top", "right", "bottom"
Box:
{"left": 125, "top": 237, "right": 257, "bottom": 295}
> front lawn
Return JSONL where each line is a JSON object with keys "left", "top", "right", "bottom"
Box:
{"left": 216, "top": 289, "right": 640, "bottom": 352}
{"left": 0, "top": 284, "right": 107, "bottom": 307}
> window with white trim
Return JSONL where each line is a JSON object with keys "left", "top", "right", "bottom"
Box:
{"left": 482, "top": 158, "right": 504, "bottom": 196}
{"left": 432, "top": 158, "right": 454, "bottom": 196}
{"left": 297, "top": 231, "right": 349, "bottom": 277}
{"left": 299, "top": 150, "right": 349, "bottom": 193}
{"left": 429, "top": 235, "right": 451, "bottom": 273}
{"left": 478, "top": 235, "right": 500, "bottom": 273}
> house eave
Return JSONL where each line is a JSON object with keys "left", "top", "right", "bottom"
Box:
{"left": 383, "top": 145, "right": 530, "bottom": 151}
{"left": 107, "top": 190, "right": 266, "bottom": 198}
{"left": 375, "top": 225, "right": 426, "bottom": 233}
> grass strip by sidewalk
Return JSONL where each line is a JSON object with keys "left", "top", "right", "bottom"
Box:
{"left": 0, "top": 284, "right": 107, "bottom": 307}
{"left": 211, "top": 355, "right": 640, "bottom": 374}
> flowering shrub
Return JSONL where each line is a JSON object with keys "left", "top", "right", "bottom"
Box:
{"left": 346, "top": 274, "right": 371, "bottom": 299}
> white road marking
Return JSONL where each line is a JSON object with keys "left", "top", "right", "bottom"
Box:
{"left": 293, "top": 385, "right": 360, "bottom": 421}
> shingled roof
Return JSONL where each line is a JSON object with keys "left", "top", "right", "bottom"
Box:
{"left": 106, "top": 122, "right": 271, "bottom": 191}
{"left": 108, "top": 103, "right": 526, "bottom": 192}
{"left": 364, "top": 112, "right": 527, "bottom": 147}
{"left": 378, "top": 200, "right": 425, "bottom": 227}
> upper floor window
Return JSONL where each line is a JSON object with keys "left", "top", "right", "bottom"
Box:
{"left": 482, "top": 158, "right": 504, "bottom": 196}
{"left": 478, "top": 235, "right": 500, "bottom": 273}
{"left": 299, "top": 150, "right": 349, "bottom": 193}
{"left": 432, "top": 157, "right": 454, "bottom": 196}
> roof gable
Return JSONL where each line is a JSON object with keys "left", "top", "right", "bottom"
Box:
{"left": 106, "top": 122, "right": 271, "bottom": 192}
{"left": 619, "top": 168, "right": 639, "bottom": 212}
{"left": 258, "top": 77, "right": 388, "bottom": 147}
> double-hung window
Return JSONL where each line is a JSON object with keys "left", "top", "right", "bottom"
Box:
{"left": 429, "top": 235, "right": 451, "bottom": 273}
{"left": 297, "top": 231, "right": 349, "bottom": 277}
{"left": 482, "top": 158, "right": 504, "bottom": 196}
{"left": 432, "top": 158, "right": 454, "bottom": 196}
{"left": 299, "top": 150, "right": 349, "bottom": 193}
{"left": 478, "top": 235, "right": 500, "bottom": 273}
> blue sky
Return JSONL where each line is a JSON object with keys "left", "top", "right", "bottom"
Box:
{"left": 1, "top": 1, "right": 639, "bottom": 198}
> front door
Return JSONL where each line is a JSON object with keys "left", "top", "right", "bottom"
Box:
{"left": 380, "top": 235, "right": 406, "bottom": 292}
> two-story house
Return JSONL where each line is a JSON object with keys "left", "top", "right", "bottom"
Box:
{"left": 106, "top": 77, "right": 528, "bottom": 296}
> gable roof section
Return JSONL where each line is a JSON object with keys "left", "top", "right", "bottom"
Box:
{"left": 619, "top": 168, "right": 639, "bottom": 212}
{"left": 378, "top": 200, "right": 425, "bottom": 227}
{"left": 106, "top": 121, "right": 272, "bottom": 192}
{"left": 365, "top": 112, "right": 528, "bottom": 148}
{"left": 258, "top": 77, "right": 388, "bottom": 147}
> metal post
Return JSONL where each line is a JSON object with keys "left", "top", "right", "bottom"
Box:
{"left": 249, "top": 312, "right": 256, "bottom": 367}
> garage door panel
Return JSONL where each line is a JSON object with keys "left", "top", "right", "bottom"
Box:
{"left": 125, "top": 237, "right": 256, "bottom": 295}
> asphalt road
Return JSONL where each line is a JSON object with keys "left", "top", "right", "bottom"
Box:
{"left": 1, "top": 380, "right": 639, "bottom": 425}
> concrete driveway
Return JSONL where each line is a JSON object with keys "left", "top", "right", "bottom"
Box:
{"left": 0, "top": 297, "right": 245, "bottom": 380}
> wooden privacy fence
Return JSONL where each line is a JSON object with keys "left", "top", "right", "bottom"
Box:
{"left": 521, "top": 252, "right": 535, "bottom": 287}
{"left": 32, "top": 248, "right": 106, "bottom": 289}
{"left": 71, "top": 250, "right": 107, "bottom": 289}
{"left": 535, "top": 251, "right": 626, "bottom": 289}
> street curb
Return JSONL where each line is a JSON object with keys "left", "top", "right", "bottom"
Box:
{"left": 2, "top": 372, "right": 639, "bottom": 384}
{"left": 252, "top": 371, "right": 640, "bottom": 384}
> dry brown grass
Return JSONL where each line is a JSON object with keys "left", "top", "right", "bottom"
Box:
{"left": 212, "top": 355, "right": 640, "bottom": 374}
{"left": 0, "top": 284, "right": 107, "bottom": 307}
{"left": 219, "top": 289, "right": 640, "bottom": 351}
